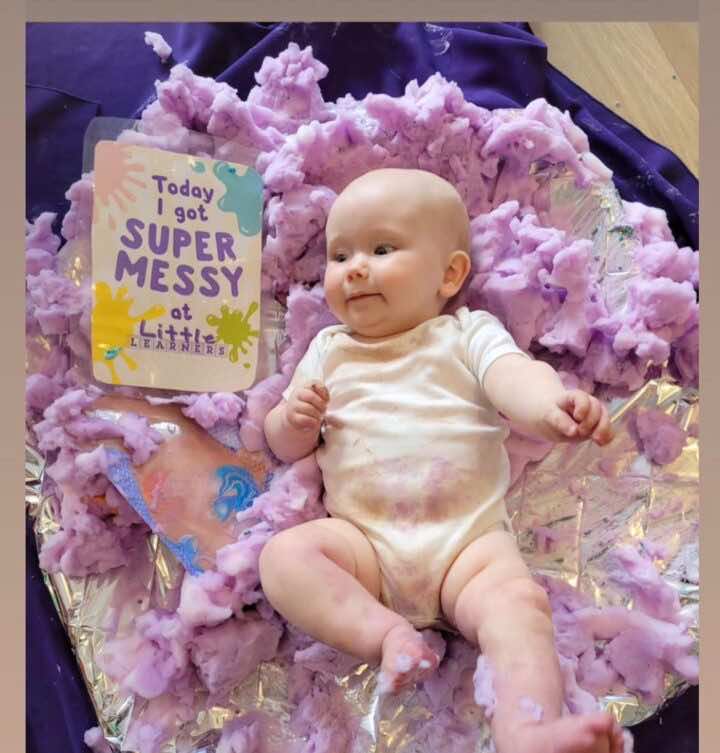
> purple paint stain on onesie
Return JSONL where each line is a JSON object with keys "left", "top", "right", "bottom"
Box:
{"left": 394, "top": 500, "right": 415, "bottom": 520}
{"left": 368, "top": 456, "right": 418, "bottom": 522}
{"left": 425, "top": 457, "right": 454, "bottom": 518}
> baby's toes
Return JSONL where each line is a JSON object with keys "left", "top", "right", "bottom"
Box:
{"left": 378, "top": 625, "right": 440, "bottom": 694}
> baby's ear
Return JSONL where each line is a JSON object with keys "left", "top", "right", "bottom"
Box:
{"left": 440, "top": 250, "right": 471, "bottom": 298}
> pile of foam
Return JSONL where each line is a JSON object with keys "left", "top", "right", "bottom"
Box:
{"left": 26, "top": 41, "right": 698, "bottom": 753}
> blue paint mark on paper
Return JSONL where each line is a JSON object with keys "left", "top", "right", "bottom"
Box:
{"left": 104, "top": 447, "right": 203, "bottom": 575}
{"left": 162, "top": 536, "right": 201, "bottom": 573}
{"left": 212, "top": 464, "right": 260, "bottom": 521}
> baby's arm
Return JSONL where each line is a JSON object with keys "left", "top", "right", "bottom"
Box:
{"left": 264, "top": 382, "right": 329, "bottom": 463}
{"left": 482, "top": 354, "right": 613, "bottom": 445}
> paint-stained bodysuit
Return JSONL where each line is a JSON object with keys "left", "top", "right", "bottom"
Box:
{"left": 283, "top": 307, "right": 529, "bottom": 627}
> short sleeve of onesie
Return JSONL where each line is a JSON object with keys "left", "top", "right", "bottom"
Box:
{"left": 458, "top": 307, "right": 530, "bottom": 386}
{"left": 281, "top": 329, "right": 330, "bottom": 401}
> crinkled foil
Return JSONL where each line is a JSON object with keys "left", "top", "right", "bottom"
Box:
{"left": 28, "top": 166, "right": 698, "bottom": 751}
{"left": 533, "top": 162, "right": 639, "bottom": 312}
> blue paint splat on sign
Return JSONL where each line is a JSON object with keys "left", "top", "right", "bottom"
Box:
{"left": 213, "top": 162, "right": 263, "bottom": 236}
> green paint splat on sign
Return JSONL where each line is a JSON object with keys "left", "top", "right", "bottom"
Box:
{"left": 206, "top": 301, "right": 260, "bottom": 363}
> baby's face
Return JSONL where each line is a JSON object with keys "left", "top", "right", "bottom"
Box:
{"left": 324, "top": 170, "right": 465, "bottom": 339}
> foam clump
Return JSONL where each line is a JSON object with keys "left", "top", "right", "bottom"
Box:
{"left": 286, "top": 665, "right": 373, "bottom": 753}
{"left": 540, "top": 545, "right": 697, "bottom": 706}
{"left": 190, "top": 615, "right": 282, "bottom": 698}
{"left": 607, "top": 544, "right": 683, "bottom": 622}
{"left": 234, "top": 454, "right": 325, "bottom": 532}
{"left": 144, "top": 31, "right": 172, "bottom": 63}
{"left": 632, "top": 408, "right": 688, "bottom": 465}
{"left": 216, "top": 713, "right": 267, "bottom": 753}
{"left": 83, "top": 727, "right": 114, "bottom": 753}
{"left": 147, "top": 391, "right": 245, "bottom": 431}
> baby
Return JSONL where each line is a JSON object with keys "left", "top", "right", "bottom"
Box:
{"left": 260, "top": 168, "right": 624, "bottom": 753}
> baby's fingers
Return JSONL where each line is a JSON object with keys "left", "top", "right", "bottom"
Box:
{"left": 287, "top": 410, "right": 322, "bottom": 432}
{"left": 557, "top": 389, "right": 590, "bottom": 422}
{"left": 591, "top": 406, "right": 614, "bottom": 446}
{"left": 296, "top": 387, "right": 328, "bottom": 413}
{"left": 576, "top": 397, "right": 602, "bottom": 438}
{"left": 294, "top": 416, "right": 321, "bottom": 432}
{"left": 310, "top": 382, "right": 330, "bottom": 402}
{"left": 294, "top": 402, "right": 325, "bottom": 422}
{"left": 545, "top": 406, "right": 577, "bottom": 439}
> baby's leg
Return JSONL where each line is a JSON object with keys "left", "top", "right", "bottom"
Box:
{"left": 441, "top": 530, "right": 624, "bottom": 753}
{"left": 259, "top": 518, "right": 440, "bottom": 690}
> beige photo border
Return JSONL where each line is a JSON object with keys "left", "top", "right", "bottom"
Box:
{"left": 7, "top": 2, "right": 713, "bottom": 751}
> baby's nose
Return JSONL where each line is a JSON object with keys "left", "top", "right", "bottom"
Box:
{"left": 346, "top": 257, "right": 369, "bottom": 280}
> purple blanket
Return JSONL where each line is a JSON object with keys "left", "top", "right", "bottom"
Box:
{"left": 26, "top": 22, "right": 698, "bottom": 753}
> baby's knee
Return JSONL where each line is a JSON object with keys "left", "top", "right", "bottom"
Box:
{"left": 495, "top": 577, "right": 551, "bottom": 618}
{"left": 259, "top": 528, "right": 304, "bottom": 578}
{"left": 456, "top": 576, "right": 551, "bottom": 632}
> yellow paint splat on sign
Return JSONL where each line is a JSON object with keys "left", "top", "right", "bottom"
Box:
{"left": 91, "top": 282, "right": 165, "bottom": 384}
{"left": 90, "top": 141, "right": 264, "bottom": 391}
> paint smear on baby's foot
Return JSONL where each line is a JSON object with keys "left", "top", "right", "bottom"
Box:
{"left": 473, "top": 655, "right": 496, "bottom": 719}
{"left": 518, "top": 695, "right": 544, "bottom": 721}
{"left": 622, "top": 729, "right": 635, "bottom": 753}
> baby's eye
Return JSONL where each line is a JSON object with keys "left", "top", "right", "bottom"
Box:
{"left": 374, "top": 244, "right": 395, "bottom": 256}
{"left": 332, "top": 252, "right": 348, "bottom": 262}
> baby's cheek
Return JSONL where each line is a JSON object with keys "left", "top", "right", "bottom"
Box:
{"left": 323, "top": 270, "right": 344, "bottom": 311}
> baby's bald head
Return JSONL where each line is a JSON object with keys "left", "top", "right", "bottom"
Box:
{"left": 327, "top": 168, "right": 470, "bottom": 260}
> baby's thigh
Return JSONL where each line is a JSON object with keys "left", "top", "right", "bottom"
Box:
{"left": 440, "top": 530, "right": 530, "bottom": 628}
{"left": 260, "top": 517, "right": 382, "bottom": 599}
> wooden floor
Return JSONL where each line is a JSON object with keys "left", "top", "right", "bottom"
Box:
{"left": 531, "top": 23, "right": 698, "bottom": 177}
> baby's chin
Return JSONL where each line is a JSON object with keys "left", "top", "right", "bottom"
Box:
{"left": 330, "top": 297, "right": 445, "bottom": 339}
{"left": 346, "top": 314, "right": 437, "bottom": 340}
{"left": 343, "top": 321, "right": 396, "bottom": 339}
{"left": 339, "top": 314, "right": 402, "bottom": 339}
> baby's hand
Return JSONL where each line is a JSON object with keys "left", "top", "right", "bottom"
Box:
{"left": 285, "top": 381, "right": 329, "bottom": 433}
{"left": 542, "top": 389, "right": 614, "bottom": 445}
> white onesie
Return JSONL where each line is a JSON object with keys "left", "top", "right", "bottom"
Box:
{"left": 283, "top": 306, "right": 529, "bottom": 627}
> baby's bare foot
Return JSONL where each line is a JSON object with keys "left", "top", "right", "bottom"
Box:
{"left": 376, "top": 623, "right": 440, "bottom": 694}
{"left": 497, "top": 711, "right": 625, "bottom": 753}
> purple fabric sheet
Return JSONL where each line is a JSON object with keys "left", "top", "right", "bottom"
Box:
{"left": 25, "top": 21, "right": 698, "bottom": 753}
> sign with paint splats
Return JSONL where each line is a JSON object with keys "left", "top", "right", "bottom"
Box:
{"left": 90, "top": 141, "right": 264, "bottom": 391}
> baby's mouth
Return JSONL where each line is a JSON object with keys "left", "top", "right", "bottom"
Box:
{"left": 347, "top": 292, "right": 382, "bottom": 303}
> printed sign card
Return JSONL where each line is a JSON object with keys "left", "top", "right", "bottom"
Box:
{"left": 90, "top": 141, "right": 263, "bottom": 391}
